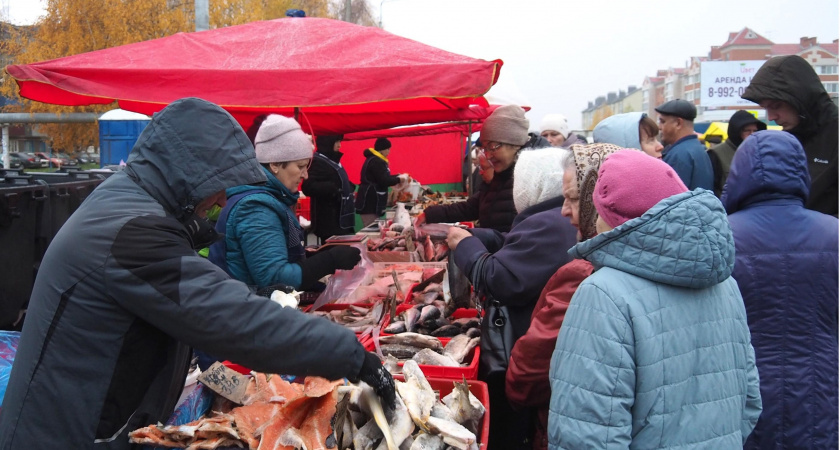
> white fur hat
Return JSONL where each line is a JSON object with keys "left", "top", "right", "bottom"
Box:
{"left": 540, "top": 114, "right": 570, "bottom": 138}
{"left": 513, "top": 147, "right": 569, "bottom": 213}
{"left": 255, "top": 114, "right": 313, "bottom": 163}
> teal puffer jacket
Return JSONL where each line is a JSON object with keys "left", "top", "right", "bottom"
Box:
{"left": 222, "top": 166, "right": 304, "bottom": 288}
{"left": 548, "top": 189, "right": 761, "bottom": 449}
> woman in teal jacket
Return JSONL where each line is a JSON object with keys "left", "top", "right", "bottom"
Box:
{"left": 209, "top": 114, "right": 360, "bottom": 291}
{"left": 548, "top": 150, "right": 761, "bottom": 449}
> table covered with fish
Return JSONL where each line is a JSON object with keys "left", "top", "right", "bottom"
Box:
{"left": 129, "top": 360, "right": 488, "bottom": 450}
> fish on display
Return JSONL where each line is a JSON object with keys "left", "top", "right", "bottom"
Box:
{"left": 412, "top": 348, "right": 460, "bottom": 367}
{"left": 442, "top": 335, "right": 480, "bottom": 365}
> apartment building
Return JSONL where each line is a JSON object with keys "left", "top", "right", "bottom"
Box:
{"left": 584, "top": 28, "right": 839, "bottom": 129}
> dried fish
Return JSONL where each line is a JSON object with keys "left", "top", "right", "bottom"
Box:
{"left": 384, "top": 321, "right": 407, "bottom": 334}
{"left": 442, "top": 380, "right": 485, "bottom": 436}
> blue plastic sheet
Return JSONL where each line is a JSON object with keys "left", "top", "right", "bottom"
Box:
{"left": 0, "top": 331, "right": 21, "bottom": 407}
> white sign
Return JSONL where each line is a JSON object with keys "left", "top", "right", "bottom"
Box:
{"left": 700, "top": 61, "right": 765, "bottom": 107}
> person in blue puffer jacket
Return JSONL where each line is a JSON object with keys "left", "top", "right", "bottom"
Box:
{"left": 722, "top": 130, "right": 838, "bottom": 449}
{"left": 548, "top": 150, "right": 761, "bottom": 449}
{"left": 209, "top": 114, "right": 360, "bottom": 292}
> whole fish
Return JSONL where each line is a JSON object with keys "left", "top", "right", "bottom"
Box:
{"left": 425, "top": 416, "right": 477, "bottom": 450}
{"left": 380, "top": 333, "right": 443, "bottom": 352}
{"left": 374, "top": 394, "right": 415, "bottom": 450}
{"left": 443, "top": 335, "right": 480, "bottom": 364}
{"left": 384, "top": 321, "right": 407, "bottom": 334}
{"left": 419, "top": 305, "right": 441, "bottom": 324}
{"left": 412, "top": 348, "right": 460, "bottom": 367}
{"left": 403, "top": 308, "right": 420, "bottom": 333}
{"left": 430, "top": 325, "right": 462, "bottom": 338}
{"left": 380, "top": 344, "right": 425, "bottom": 360}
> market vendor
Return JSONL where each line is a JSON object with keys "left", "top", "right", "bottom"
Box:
{"left": 355, "top": 137, "right": 409, "bottom": 226}
{"left": 417, "top": 105, "right": 537, "bottom": 232}
{"left": 209, "top": 114, "right": 362, "bottom": 292}
{"left": 0, "top": 98, "right": 394, "bottom": 449}
{"left": 301, "top": 134, "right": 356, "bottom": 242}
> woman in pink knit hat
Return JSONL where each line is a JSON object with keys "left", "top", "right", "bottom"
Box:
{"left": 547, "top": 149, "right": 762, "bottom": 449}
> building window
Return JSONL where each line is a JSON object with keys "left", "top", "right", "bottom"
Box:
{"left": 819, "top": 65, "right": 839, "bottom": 75}
{"left": 824, "top": 82, "right": 839, "bottom": 93}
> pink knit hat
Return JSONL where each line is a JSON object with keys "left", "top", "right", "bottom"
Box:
{"left": 593, "top": 149, "right": 688, "bottom": 228}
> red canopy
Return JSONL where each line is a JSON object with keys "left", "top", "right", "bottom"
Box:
{"left": 6, "top": 18, "right": 502, "bottom": 135}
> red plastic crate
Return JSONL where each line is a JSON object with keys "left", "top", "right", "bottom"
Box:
{"left": 394, "top": 375, "right": 490, "bottom": 449}
{"left": 366, "top": 335, "right": 480, "bottom": 380}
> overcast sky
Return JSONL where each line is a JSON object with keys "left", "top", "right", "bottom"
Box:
{"left": 8, "top": 0, "right": 840, "bottom": 130}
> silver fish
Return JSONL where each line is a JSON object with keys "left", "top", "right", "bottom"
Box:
{"left": 419, "top": 305, "right": 441, "bottom": 323}
{"left": 384, "top": 321, "right": 407, "bottom": 334}
{"left": 412, "top": 348, "right": 460, "bottom": 367}
{"left": 403, "top": 308, "right": 420, "bottom": 332}
{"left": 443, "top": 335, "right": 480, "bottom": 364}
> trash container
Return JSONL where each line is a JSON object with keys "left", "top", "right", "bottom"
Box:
{"left": 98, "top": 109, "right": 150, "bottom": 168}
{"left": 0, "top": 175, "right": 48, "bottom": 329}
{"left": 27, "top": 171, "right": 107, "bottom": 262}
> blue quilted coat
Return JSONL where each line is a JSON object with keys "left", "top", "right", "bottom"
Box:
{"left": 548, "top": 189, "right": 762, "bottom": 449}
{"left": 722, "top": 130, "right": 838, "bottom": 449}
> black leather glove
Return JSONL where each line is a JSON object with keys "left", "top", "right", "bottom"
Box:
{"left": 354, "top": 351, "right": 396, "bottom": 410}
{"left": 329, "top": 246, "right": 362, "bottom": 270}
{"left": 296, "top": 246, "right": 361, "bottom": 290}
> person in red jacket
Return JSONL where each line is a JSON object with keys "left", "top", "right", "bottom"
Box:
{"left": 505, "top": 142, "right": 622, "bottom": 449}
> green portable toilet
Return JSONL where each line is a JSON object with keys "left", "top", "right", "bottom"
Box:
{"left": 98, "top": 109, "right": 150, "bottom": 167}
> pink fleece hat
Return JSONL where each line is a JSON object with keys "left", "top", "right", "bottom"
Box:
{"left": 593, "top": 149, "right": 688, "bottom": 228}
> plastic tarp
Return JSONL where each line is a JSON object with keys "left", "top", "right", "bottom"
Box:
{"left": 6, "top": 18, "right": 502, "bottom": 135}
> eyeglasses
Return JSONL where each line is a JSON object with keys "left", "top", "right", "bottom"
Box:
{"left": 480, "top": 142, "right": 504, "bottom": 153}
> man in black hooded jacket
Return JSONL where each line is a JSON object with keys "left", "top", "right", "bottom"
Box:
{"left": 0, "top": 98, "right": 394, "bottom": 449}
{"left": 708, "top": 110, "right": 767, "bottom": 197}
{"left": 742, "top": 55, "right": 838, "bottom": 216}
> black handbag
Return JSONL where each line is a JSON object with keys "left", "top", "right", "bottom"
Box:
{"left": 471, "top": 253, "right": 516, "bottom": 379}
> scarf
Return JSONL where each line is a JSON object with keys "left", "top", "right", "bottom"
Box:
{"left": 368, "top": 148, "right": 389, "bottom": 163}
{"left": 570, "top": 143, "right": 622, "bottom": 240}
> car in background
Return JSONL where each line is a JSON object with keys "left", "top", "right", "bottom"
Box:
{"left": 76, "top": 153, "right": 100, "bottom": 165}
{"left": 0, "top": 154, "right": 22, "bottom": 169}
{"left": 35, "top": 152, "right": 78, "bottom": 168}
{"left": 10, "top": 152, "right": 43, "bottom": 169}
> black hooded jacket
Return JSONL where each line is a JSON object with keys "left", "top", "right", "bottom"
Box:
{"left": 301, "top": 136, "right": 356, "bottom": 239}
{"left": 708, "top": 110, "right": 767, "bottom": 197}
{"left": 743, "top": 55, "right": 838, "bottom": 215}
{"left": 0, "top": 98, "right": 365, "bottom": 449}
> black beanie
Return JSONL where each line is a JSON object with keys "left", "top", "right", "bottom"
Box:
{"left": 315, "top": 135, "right": 343, "bottom": 153}
{"left": 374, "top": 137, "right": 392, "bottom": 151}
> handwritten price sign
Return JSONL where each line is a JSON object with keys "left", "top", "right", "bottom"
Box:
{"left": 700, "top": 61, "right": 765, "bottom": 107}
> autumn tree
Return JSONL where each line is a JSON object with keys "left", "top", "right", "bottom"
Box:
{"left": 591, "top": 105, "right": 615, "bottom": 129}
{"left": 1, "top": 0, "right": 353, "bottom": 154}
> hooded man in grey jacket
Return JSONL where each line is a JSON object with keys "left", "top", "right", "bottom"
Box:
{"left": 0, "top": 98, "right": 393, "bottom": 449}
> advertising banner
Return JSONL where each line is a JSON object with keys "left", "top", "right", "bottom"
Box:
{"left": 700, "top": 61, "right": 765, "bottom": 107}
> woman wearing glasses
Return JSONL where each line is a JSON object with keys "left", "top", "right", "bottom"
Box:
{"left": 209, "top": 114, "right": 361, "bottom": 292}
{"left": 418, "top": 105, "right": 531, "bottom": 232}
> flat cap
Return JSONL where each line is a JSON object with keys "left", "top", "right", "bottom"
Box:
{"left": 655, "top": 99, "right": 697, "bottom": 121}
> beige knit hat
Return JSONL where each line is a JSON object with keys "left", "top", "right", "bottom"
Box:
{"left": 254, "top": 114, "right": 313, "bottom": 163}
{"left": 480, "top": 105, "right": 529, "bottom": 146}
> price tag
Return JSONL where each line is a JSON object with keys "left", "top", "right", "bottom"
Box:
{"left": 197, "top": 362, "right": 250, "bottom": 404}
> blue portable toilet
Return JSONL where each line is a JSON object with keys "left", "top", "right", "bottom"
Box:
{"left": 98, "top": 109, "right": 151, "bottom": 168}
